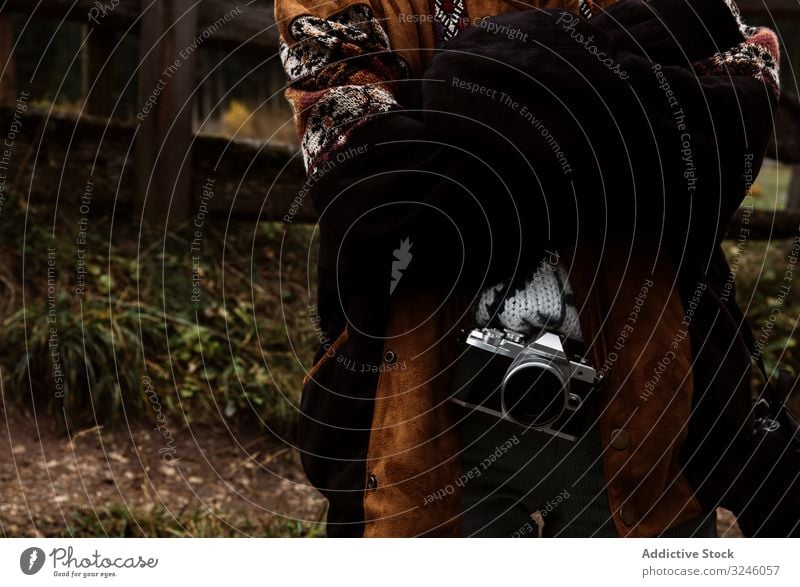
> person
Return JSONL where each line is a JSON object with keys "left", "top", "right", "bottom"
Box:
{"left": 276, "top": 0, "right": 783, "bottom": 536}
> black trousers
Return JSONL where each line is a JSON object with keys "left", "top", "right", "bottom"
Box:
{"left": 458, "top": 409, "right": 717, "bottom": 537}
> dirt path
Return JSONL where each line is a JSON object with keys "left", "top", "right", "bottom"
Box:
{"left": 1, "top": 405, "right": 742, "bottom": 537}
{"left": 0, "top": 406, "right": 326, "bottom": 537}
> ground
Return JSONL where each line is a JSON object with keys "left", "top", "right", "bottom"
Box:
{"left": 1, "top": 406, "right": 743, "bottom": 538}
{"left": 0, "top": 406, "right": 326, "bottom": 537}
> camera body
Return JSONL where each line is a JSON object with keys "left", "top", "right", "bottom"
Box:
{"left": 450, "top": 327, "right": 599, "bottom": 441}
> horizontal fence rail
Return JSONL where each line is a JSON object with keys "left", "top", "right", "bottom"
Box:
{"left": 1, "top": 106, "right": 796, "bottom": 239}
{"left": 0, "top": 107, "right": 313, "bottom": 223}
{"left": 2, "top": 0, "right": 279, "bottom": 53}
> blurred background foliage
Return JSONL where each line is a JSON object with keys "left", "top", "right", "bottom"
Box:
{"left": 0, "top": 196, "right": 319, "bottom": 437}
{"left": 726, "top": 161, "right": 800, "bottom": 381}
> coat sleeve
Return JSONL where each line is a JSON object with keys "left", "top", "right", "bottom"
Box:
{"left": 420, "top": 0, "right": 779, "bottom": 263}
{"left": 275, "top": 1, "right": 557, "bottom": 295}
{"left": 275, "top": 0, "right": 417, "bottom": 172}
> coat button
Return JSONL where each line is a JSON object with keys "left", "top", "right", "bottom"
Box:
{"left": 383, "top": 350, "right": 397, "bottom": 364}
{"left": 610, "top": 428, "right": 630, "bottom": 450}
{"left": 619, "top": 504, "right": 637, "bottom": 526}
{"left": 367, "top": 474, "right": 378, "bottom": 490}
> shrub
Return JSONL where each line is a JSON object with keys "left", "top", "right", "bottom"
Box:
{"left": 0, "top": 201, "right": 318, "bottom": 435}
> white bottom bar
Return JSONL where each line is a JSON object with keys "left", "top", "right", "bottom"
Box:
{"left": 1, "top": 538, "right": 797, "bottom": 586}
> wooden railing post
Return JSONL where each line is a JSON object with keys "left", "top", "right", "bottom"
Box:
{"left": 135, "top": 0, "right": 198, "bottom": 228}
{"left": 82, "top": 24, "right": 115, "bottom": 118}
{"left": 0, "top": 14, "right": 16, "bottom": 107}
{"left": 787, "top": 169, "right": 800, "bottom": 211}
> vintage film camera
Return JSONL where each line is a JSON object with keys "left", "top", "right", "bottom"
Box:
{"left": 450, "top": 328, "right": 600, "bottom": 441}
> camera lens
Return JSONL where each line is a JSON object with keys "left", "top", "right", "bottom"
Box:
{"left": 502, "top": 363, "right": 567, "bottom": 427}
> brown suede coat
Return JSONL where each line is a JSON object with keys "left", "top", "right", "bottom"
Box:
{"left": 282, "top": 0, "right": 702, "bottom": 537}
{"left": 359, "top": 239, "right": 699, "bottom": 537}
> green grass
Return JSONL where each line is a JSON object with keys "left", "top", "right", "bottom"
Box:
{"left": 38, "top": 504, "right": 325, "bottom": 538}
{"left": 0, "top": 197, "right": 319, "bottom": 435}
{"left": 726, "top": 237, "right": 800, "bottom": 379}
{"left": 751, "top": 159, "right": 791, "bottom": 210}
{"left": 728, "top": 161, "right": 800, "bottom": 389}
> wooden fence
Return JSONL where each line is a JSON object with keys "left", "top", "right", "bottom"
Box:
{"left": 1, "top": 0, "right": 286, "bottom": 228}
{"left": 0, "top": 0, "right": 799, "bottom": 237}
